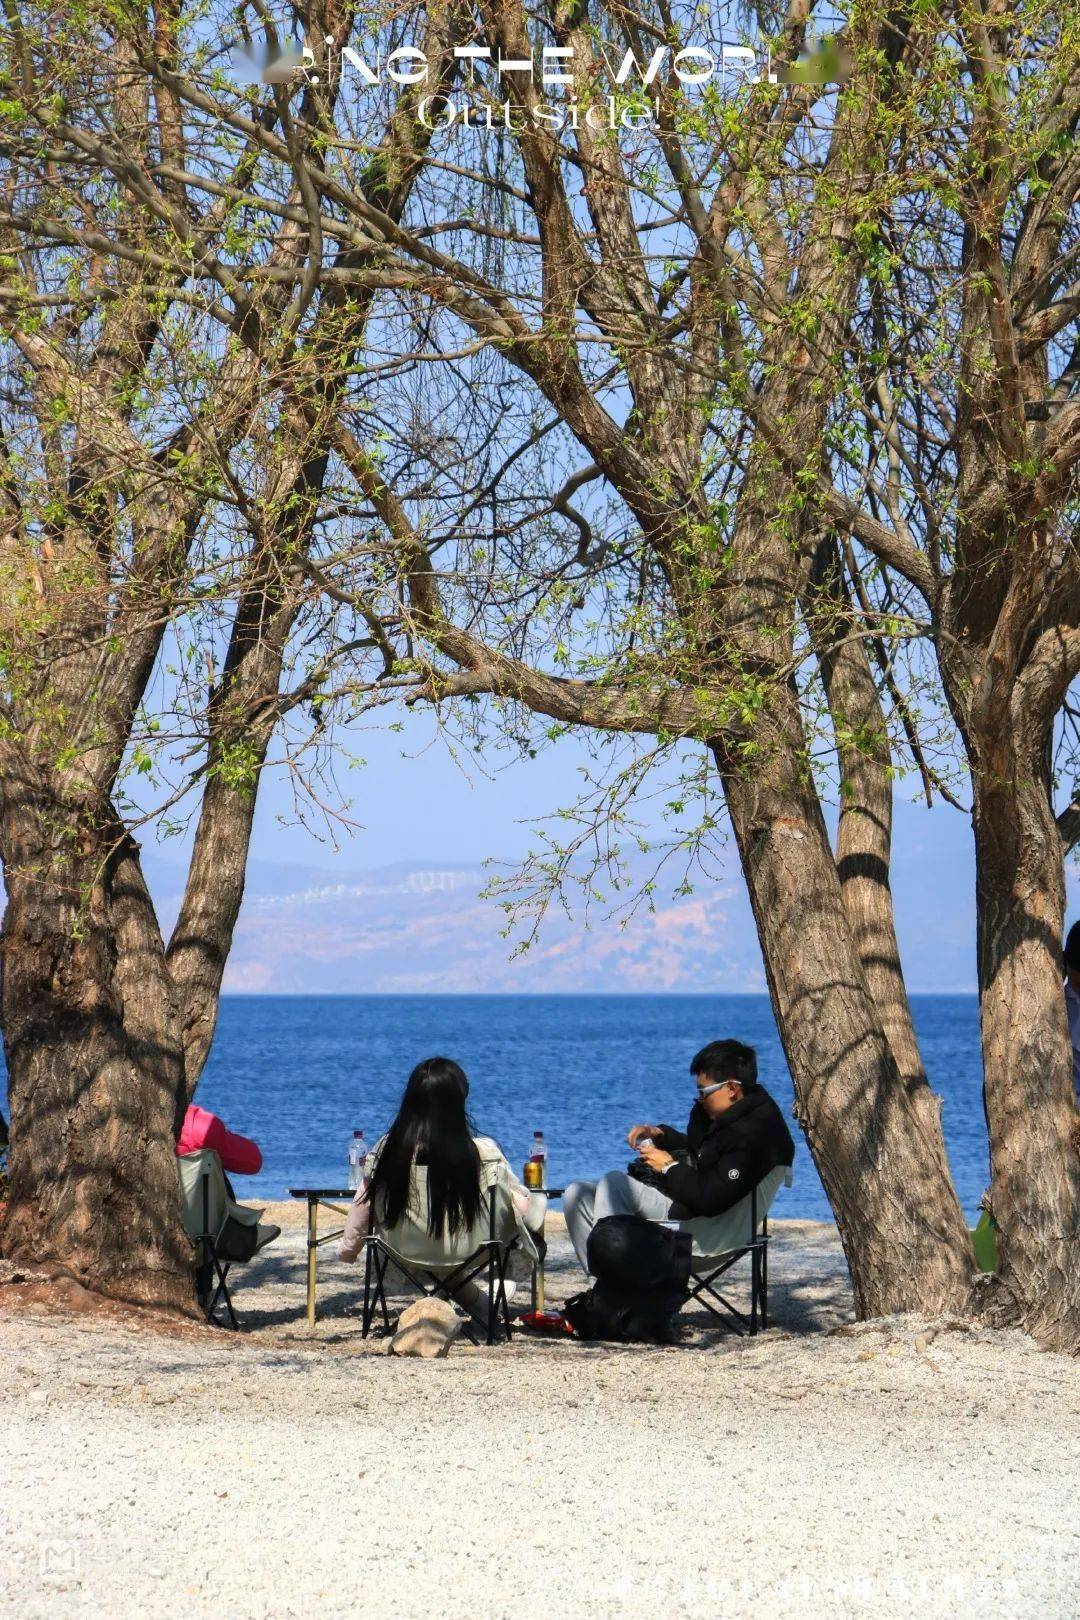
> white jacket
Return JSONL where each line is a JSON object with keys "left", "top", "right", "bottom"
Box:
{"left": 338, "top": 1135, "right": 546, "bottom": 1267}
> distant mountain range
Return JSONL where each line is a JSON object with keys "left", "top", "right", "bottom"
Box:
{"left": 135, "top": 794, "right": 1019, "bottom": 993}
{"left": 0, "top": 784, "right": 1070, "bottom": 991}
{"left": 145, "top": 854, "right": 769, "bottom": 993}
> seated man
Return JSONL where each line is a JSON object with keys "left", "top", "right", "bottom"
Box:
{"left": 563, "top": 1038, "right": 795, "bottom": 1273}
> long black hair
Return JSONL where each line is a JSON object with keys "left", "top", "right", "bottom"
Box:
{"left": 366, "top": 1057, "right": 483, "bottom": 1239}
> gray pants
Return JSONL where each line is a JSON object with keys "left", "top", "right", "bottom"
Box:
{"left": 563, "top": 1171, "right": 677, "bottom": 1273}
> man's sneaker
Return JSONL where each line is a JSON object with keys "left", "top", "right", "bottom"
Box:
{"left": 452, "top": 1277, "right": 517, "bottom": 1325}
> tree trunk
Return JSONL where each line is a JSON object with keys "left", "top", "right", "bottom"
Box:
{"left": 0, "top": 772, "right": 194, "bottom": 1313}
{"left": 971, "top": 720, "right": 1080, "bottom": 1350}
{"left": 808, "top": 535, "right": 927, "bottom": 1085}
{"left": 715, "top": 686, "right": 975, "bottom": 1318}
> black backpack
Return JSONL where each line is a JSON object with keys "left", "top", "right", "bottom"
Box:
{"left": 564, "top": 1214, "right": 692, "bottom": 1345}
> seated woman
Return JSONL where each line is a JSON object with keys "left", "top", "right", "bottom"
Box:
{"left": 338, "top": 1056, "right": 545, "bottom": 1318}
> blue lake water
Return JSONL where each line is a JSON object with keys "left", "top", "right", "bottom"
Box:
{"left": 193, "top": 994, "right": 989, "bottom": 1221}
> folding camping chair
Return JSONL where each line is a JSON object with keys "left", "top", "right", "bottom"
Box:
{"left": 177, "top": 1149, "right": 280, "bottom": 1329}
{"left": 361, "top": 1181, "right": 525, "bottom": 1346}
{"left": 675, "top": 1164, "right": 792, "bottom": 1337}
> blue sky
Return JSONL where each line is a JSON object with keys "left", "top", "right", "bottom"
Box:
{"left": 245, "top": 702, "right": 963, "bottom": 869}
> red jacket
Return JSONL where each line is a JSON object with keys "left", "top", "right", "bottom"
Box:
{"left": 177, "top": 1103, "right": 262, "bottom": 1176}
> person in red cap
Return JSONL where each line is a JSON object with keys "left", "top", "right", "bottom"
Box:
{"left": 176, "top": 1102, "right": 263, "bottom": 1176}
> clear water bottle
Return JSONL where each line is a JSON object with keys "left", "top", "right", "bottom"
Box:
{"left": 348, "top": 1129, "right": 368, "bottom": 1190}
{"left": 531, "top": 1130, "right": 547, "bottom": 1188}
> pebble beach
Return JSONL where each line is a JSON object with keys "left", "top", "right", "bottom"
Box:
{"left": 1, "top": 1206, "right": 1076, "bottom": 1619}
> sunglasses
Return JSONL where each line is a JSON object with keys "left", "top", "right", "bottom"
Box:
{"left": 695, "top": 1080, "right": 733, "bottom": 1100}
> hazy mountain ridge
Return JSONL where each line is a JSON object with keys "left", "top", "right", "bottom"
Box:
{"left": 222, "top": 869, "right": 766, "bottom": 994}
{"left": 136, "top": 838, "right": 984, "bottom": 994}
{"left": 0, "top": 792, "right": 1002, "bottom": 993}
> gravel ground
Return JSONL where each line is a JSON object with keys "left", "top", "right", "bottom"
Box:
{"left": 0, "top": 1207, "right": 1077, "bottom": 1619}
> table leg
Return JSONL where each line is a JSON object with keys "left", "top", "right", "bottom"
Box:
{"left": 306, "top": 1198, "right": 318, "bottom": 1328}
{"left": 533, "top": 1202, "right": 546, "bottom": 1313}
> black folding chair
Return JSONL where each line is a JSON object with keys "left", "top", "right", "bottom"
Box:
{"left": 682, "top": 1182, "right": 770, "bottom": 1336}
{"left": 361, "top": 1184, "right": 521, "bottom": 1346}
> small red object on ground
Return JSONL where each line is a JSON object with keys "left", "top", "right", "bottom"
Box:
{"left": 519, "top": 1310, "right": 573, "bottom": 1335}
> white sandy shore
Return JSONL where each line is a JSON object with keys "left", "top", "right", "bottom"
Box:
{"left": 0, "top": 1206, "right": 1077, "bottom": 1619}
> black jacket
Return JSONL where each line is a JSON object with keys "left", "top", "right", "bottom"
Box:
{"left": 654, "top": 1086, "right": 795, "bottom": 1219}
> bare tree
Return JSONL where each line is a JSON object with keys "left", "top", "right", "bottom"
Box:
{"left": 0, "top": 0, "right": 463, "bottom": 1306}
{"left": 826, "top": 0, "right": 1080, "bottom": 1344}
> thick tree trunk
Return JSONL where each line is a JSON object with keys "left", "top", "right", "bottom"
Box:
{"left": 0, "top": 775, "right": 194, "bottom": 1313}
{"left": 715, "top": 690, "right": 975, "bottom": 1319}
{"left": 971, "top": 724, "right": 1080, "bottom": 1350}
{"left": 689, "top": 0, "right": 971, "bottom": 1317}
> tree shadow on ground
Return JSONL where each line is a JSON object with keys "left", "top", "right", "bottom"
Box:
{"left": 225, "top": 1223, "right": 853, "bottom": 1349}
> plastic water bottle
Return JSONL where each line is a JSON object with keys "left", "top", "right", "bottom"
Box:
{"left": 348, "top": 1130, "right": 368, "bottom": 1190}
{"left": 531, "top": 1130, "right": 547, "bottom": 1188}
